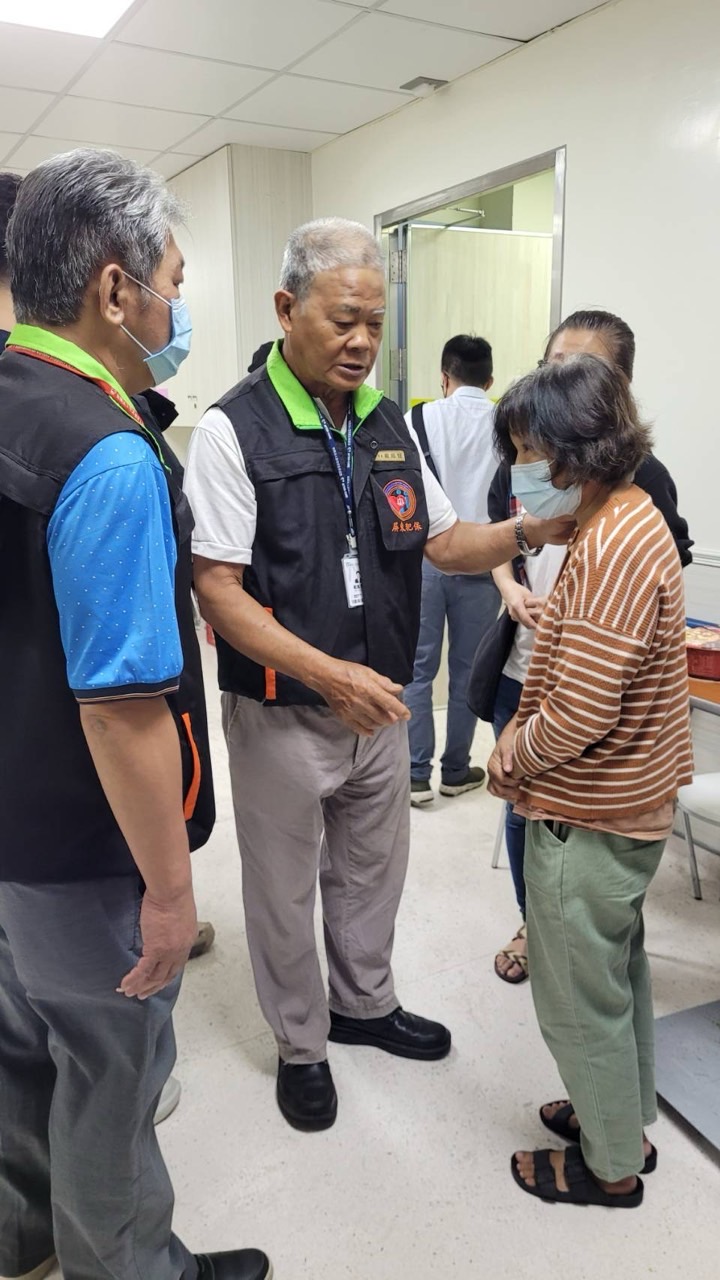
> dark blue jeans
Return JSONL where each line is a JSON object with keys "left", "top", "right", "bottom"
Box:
{"left": 492, "top": 673, "right": 527, "bottom": 917}
{"left": 406, "top": 562, "right": 500, "bottom": 784}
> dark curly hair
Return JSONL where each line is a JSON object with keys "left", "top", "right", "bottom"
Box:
{"left": 0, "top": 171, "right": 22, "bottom": 281}
{"left": 543, "top": 309, "right": 636, "bottom": 381}
{"left": 493, "top": 354, "right": 652, "bottom": 487}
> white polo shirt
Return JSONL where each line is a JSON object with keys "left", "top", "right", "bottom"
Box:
{"left": 404, "top": 385, "right": 497, "bottom": 524}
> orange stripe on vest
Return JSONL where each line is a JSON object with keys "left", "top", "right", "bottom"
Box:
{"left": 264, "top": 607, "right": 277, "bottom": 701}
{"left": 181, "top": 712, "right": 201, "bottom": 821}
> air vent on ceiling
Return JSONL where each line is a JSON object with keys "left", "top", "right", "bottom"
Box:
{"left": 399, "top": 76, "right": 450, "bottom": 97}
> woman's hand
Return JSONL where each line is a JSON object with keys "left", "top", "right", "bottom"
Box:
{"left": 502, "top": 581, "right": 548, "bottom": 629}
{"left": 487, "top": 715, "right": 523, "bottom": 801}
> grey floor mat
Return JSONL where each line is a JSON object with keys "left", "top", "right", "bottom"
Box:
{"left": 655, "top": 999, "right": 720, "bottom": 1151}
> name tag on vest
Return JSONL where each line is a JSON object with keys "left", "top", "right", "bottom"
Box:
{"left": 375, "top": 449, "right": 405, "bottom": 462}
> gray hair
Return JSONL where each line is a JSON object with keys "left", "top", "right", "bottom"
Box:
{"left": 279, "top": 217, "right": 384, "bottom": 300}
{"left": 7, "top": 147, "right": 184, "bottom": 326}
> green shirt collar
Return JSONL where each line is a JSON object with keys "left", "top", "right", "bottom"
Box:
{"left": 7, "top": 323, "right": 139, "bottom": 421}
{"left": 266, "top": 340, "right": 383, "bottom": 432}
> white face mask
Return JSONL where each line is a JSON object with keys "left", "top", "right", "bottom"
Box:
{"left": 511, "top": 459, "right": 583, "bottom": 519}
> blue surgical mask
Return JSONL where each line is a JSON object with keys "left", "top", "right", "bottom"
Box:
{"left": 121, "top": 272, "right": 192, "bottom": 384}
{"left": 511, "top": 459, "right": 582, "bottom": 519}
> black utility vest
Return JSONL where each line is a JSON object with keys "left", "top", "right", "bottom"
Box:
{"left": 0, "top": 349, "right": 214, "bottom": 883}
{"left": 215, "top": 366, "right": 429, "bottom": 706}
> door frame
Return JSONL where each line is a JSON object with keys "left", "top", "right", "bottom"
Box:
{"left": 375, "top": 147, "right": 566, "bottom": 411}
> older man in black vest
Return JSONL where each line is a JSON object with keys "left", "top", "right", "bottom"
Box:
{"left": 0, "top": 153, "right": 269, "bottom": 1280}
{"left": 185, "top": 218, "right": 571, "bottom": 1132}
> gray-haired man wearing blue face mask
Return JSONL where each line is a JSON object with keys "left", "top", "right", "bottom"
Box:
{"left": 121, "top": 269, "right": 193, "bottom": 383}
{"left": 0, "top": 151, "right": 270, "bottom": 1280}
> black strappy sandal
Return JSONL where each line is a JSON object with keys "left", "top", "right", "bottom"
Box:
{"left": 494, "top": 922, "right": 528, "bottom": 985}
{"left": 539, "top": 1100, "right": 658, "bottom": 1174}
{"left": 511, "top": 1146, "right": 644, "bottom": 1208}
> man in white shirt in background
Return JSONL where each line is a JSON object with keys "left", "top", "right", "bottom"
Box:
{"left": 405, "top": 334, "right": 500, "bottom": 806}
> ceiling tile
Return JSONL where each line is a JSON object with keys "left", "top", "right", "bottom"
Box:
{"left": 228, "top": 74, "right": 410, "bottom": 134}
{"left": 0, "top": 86, "right": 56, "bottom": 133}
{"left": 120, "top": 0, "right": 357, "bottom": 69}
{"left": 8, "top": 135, "right": 159, "bottom": 171}
{"left": 36, "top": 97, "right": 210, "bottom": 153}
{"left": 0, "top": 25, "right": 99, "bottom": 93}
{"left": 150, "top": 152, "right": 200, "bottom": 179}
{"left": 293, "top": 11, "right": 518, "bottom": 91}
{"left": 0, "top": 132, "right": 23, "bottom": 164}
{"left": 71, "top": 44, "right": 273, "bottom": 116}
{"left": 180, "top": 117, "right": 337, "bottom": 156}
{"left": 381, "top": 1, "right": 602, "bottom": 41}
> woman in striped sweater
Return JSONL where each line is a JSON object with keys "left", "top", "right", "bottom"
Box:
{"left": 491, "top": 309, "right": 692, "bottom": 987}
{"left": 487, "top": 354, "right": 693, "bottom": 1209}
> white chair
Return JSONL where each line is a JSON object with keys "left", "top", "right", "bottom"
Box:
{"left": 677, "top": 773, "right": 720, "bottom": 900}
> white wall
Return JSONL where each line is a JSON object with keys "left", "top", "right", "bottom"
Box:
{"left": 167, "top": 148, "right": 239, "bottom": 452}
{"left": 312, "top": 0, "right": 720, "bottom": 557}
{"left": 166, "top": 143, "right": 312, "bottom": 458}
{"left": 229, "top": 145, "right": 312, "bottom": 374}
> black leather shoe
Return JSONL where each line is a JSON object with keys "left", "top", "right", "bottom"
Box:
{"left": 195, "top": 1249, "right": 272, "bottom": 1279}
{"left": 329, "top": 1006, "right": 451, "bottom": 1060}
{"left": 276, "top": 1058, "right": 337, "bottom": 1131}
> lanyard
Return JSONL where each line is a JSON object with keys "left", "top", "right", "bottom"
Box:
{"left": 7, "top": 344, "right": 170, "bottom": 472}
{"left": 7, "top": 344, "right": 144, "bottom": 426}
{"left": 318, "top": 403, "right": 357, "bottom": 551}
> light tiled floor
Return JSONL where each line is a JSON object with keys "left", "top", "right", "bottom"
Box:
{"left": 48, "top": 647, "right": 720, "bottom": 1279}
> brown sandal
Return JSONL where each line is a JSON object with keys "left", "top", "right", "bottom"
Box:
{"left": 494, "top": 922, "right": 528, "bottom": 985}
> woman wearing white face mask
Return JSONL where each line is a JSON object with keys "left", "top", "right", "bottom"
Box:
{"left": 473, "top": 309, "right": 693, "bottom": 988}
{"left": 486, "top": 355, "right": 693, "bottom": 1209}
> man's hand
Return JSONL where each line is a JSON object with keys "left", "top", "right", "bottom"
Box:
{"left": 523, "top": 514, "right": 576, "bottom": 547}
{"left": 118, "top": 884, "right": 198, "bottom": 1000}
{"left": 502, "top": 581, "right": 548, "bottom": 629}
{"left": 319, "top": 661, "right": 410, "bottom": 736}
{"left": 195, "top": 559, "right": 410, "bottom": 735}
{"left": 487, "top": 715, "right": 522, "bottom": 802}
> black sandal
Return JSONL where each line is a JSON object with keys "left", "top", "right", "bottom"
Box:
{"left": 494, "top": 923, "right": 528, "bottom": 985}
{"left": 511, "top": 1146, "right": 644, "bottom": 1208}
{"left": 539, "top": 1100, "right": 658, "bottom": 1174}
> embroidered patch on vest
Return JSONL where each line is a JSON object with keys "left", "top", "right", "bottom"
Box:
{"left": 383, "top": 478, "right": 417, "bottom": 521}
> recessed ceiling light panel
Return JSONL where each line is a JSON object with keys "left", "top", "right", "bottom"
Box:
{"left": 0, "top": 0, "right": 134, "bottom": 39}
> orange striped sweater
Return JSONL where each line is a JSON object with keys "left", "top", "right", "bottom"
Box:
{"left": 513, "top": 485, "right": 694, "bottom": 824}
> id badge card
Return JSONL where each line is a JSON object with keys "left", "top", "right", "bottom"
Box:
{"left": 341, "top": 551, "right": 364, "bottom": 608}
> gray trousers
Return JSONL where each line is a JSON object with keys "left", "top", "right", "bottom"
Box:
{"left": 0, "top": 877, "right": 197, "bottom": 1280}
{"left": 223, "top": 695, "right": 411, "bottom": 1065}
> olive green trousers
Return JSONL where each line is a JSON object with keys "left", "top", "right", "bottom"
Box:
{"left": 525, "top": 818, "right": 665, "bottom": 1181}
